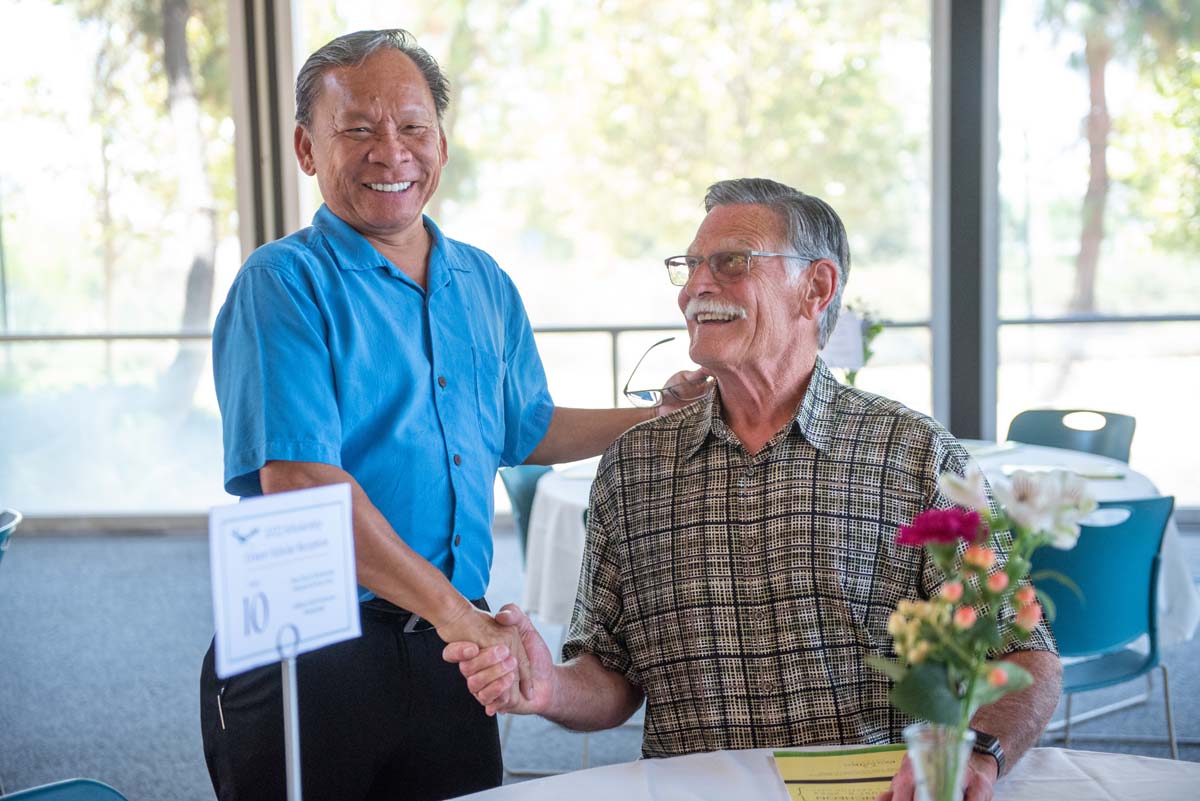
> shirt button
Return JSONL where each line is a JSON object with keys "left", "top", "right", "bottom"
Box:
{"left": 438, "top": 376, "right": 447, "bottom": 388}
{"left": 453, "top": 454, "right": 462, "bottom": 466}
{"left": 454, "top": 535, "right": 462, "bottom": 546}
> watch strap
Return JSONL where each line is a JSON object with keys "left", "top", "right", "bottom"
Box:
{"left": 970, "top": 728, "right": 1006, "bottom": 777}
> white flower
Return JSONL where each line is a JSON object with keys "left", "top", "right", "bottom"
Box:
{"left": 939, "top": 464, "right": 990, "bottom": 512}
{"left": 992, "top": 470, "right": 1056, "bottom": 533}
{"left": 994, "top": 469, "right": 1097, "bottom": 549}
{"left": 1043, "top": 471, "right": 1098, "bottom": 549}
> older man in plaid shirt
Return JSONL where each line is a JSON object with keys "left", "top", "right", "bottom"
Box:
{"left": 446, "top": 178, "right": 1061, "bottom": 801}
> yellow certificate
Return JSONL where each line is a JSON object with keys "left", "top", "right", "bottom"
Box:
{"left": 773, "top": 745, "right": 906, "bottom": 801}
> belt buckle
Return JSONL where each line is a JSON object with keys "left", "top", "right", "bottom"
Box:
{"left": 403, "top": 613, "right": 424, "bottom": 634}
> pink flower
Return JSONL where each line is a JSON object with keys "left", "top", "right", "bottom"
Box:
{"left": 963, "top": 545, "right": 996, "bottom": 572}
{"left": 939, "top": 580, "right": 964, "bottom": 602}
{"left": 987, "top": 667, "right": 1009, "bottom": 687}
{"left": 986, "top": 573, "right": 1009, "bottom": 593}
{"left": 896, "top": 508, "right": 982, "bottom": 548}
{"left": 954, "top": 607, "right": 978, "bottom": 629}
{"left": 1015, "top": 586, "right": 1037, "bottom": 607}
{"left": 1016, "top": 602, "right": 1043, "bottom": 631}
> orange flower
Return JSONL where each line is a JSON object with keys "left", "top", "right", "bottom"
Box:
{"left": 987, "top": 667, "right": 1009, "bottom": 687}
{"left": 953, "top": 607, "right": 978, "bottom": 629}
{"left": 1016, "top": 602, "right": 1043, "bottom": 631}
{"left": 1015, "top": 586, "right": 1037, "bottom": 607}
{"left": 939, "top": 580, "right": 964, "bottom": 602}
{"left": 963, "top": 545, "right": 995, "bottom": 571}
{"left": 986, "top": 572, "right": 1009, "bottom": 593}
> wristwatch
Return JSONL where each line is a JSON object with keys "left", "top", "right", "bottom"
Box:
{"left": 970, "top": 728, "right": 1006, "bottom": 777}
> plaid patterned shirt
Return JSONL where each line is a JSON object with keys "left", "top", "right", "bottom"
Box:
{"left": 563, "top": 358, "right": 1056, "bottom": 758}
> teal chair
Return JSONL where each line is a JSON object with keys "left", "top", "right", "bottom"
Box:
{"left": 2, "top": 779, "right": 130, "bottom": 800}
{"left": 0, "top": 508, "right": 21, "bottom": 568}
{"left": 1032, "top": 496, "right": 1177, "bottom": 758}
{"left": 498, "top": 465, "right": 552, "bottom": 558}
{"left": 1006, "top": 408, "right": 1136, "bottom": 463}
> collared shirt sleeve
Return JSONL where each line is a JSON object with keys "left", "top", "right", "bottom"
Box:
{"left": 213, "top": 263, "right": 342, "bottom": 496}
{"left": 562, "top": 469, "right": 635, "bottom": 681}
{"left": 497, "top": 275, "right": 554, "bottom": 467}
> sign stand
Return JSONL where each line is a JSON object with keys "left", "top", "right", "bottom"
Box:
{"left": 278, "top": 625, "right": 303, "bottom": 801}
{"left": 208, "top": 483, "right": 360, "bottom": 801}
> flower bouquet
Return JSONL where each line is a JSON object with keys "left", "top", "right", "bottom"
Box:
{"left": 868, "top": 466, "right": 1097, "bottom": 801}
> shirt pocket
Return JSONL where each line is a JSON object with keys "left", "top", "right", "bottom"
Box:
{"left": 472, "top": 344, "right": 508, "bottom": 456}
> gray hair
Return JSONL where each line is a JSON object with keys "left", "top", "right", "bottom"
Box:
{"left": 704, "top": 178, "right": 851, "bottom": 349}
{"left": 295, "top": 29, "right": 450, "bottom": 128}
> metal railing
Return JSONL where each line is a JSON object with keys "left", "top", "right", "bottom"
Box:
{"left": 0, "top": 320, "right": 931, "bottom": 407}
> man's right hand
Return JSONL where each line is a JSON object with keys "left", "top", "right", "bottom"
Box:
{"left": 435, "top": 604, "right": 536, "bottom": 703}
{"left": 443, "top": 603, "right": 555, "bottom": 716}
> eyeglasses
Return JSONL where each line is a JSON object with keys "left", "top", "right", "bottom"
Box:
{"left": 622, "top": 336, "right": 714, "bottom": 408}
{"left": 663, "top": 250, "right": 811, "bottom": 287}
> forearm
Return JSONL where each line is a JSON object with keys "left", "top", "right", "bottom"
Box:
{"left": 523, "top": 407, "right": 653, "bottom": 465}
{"left": 970, "top": 649, "right": 1062, "bottom": 772}
{"left": 541, "top": 653, "right": 644, "bottom": 732}
{"left": 260, "top": 460, "right": 473, "bottom": 627}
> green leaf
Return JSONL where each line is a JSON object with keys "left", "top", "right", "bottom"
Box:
{"left": 1031, "top": 570, "right": 1083, "bottom": 602}
{"left": 889, "top": 662, "right": 961, "bottom": 725}
{"left": 966, "top": 615, "right": 1003, "bottom": 651}
{"left": 967, "top": 662, "right": 1033, "bottom": 717}
{"left": 867, "top": 655, "right": 908, "bottom": 682}
{"left": 1037, "top": 590, "right": 1057, "bottom": 622}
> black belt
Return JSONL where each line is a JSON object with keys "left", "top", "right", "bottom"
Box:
{"left": 363, "top": 597, "right": 488, "bottom": 634}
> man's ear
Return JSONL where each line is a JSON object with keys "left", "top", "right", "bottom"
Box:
{"left": 799, "top": 259, "right": 839, "bottom": 321}
{"left": 295, "top": 125, "right": 317, "bottom": 176}
{"left": 439, "top": 126, "right": 449, "bottom": 166}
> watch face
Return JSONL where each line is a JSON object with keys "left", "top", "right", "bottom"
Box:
{"left": 973, "top": 731, "right": 998, "bottom": 750}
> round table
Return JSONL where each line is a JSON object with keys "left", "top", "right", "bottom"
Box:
{"left": 461, "top": 746, "right": 1200, "bottom": 800}
{"left": 522, "top": 464, "right": 595, "bottom": 627}
{"left": 521, "top": 443, "right": 1198, "bottom": 646}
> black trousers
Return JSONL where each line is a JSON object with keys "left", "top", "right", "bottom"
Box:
{"left": 200, "top": 599, "right": 502, "bottom": 801}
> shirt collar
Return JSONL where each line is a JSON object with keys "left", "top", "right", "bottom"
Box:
{"left": 792, "top": 357, "right": 839, "bottom": 453}
{"left": 311, "top": 205, "right": 471, "bottom": 277}
{"left": 679, "top": 356, "right": 840, "bottom": 459}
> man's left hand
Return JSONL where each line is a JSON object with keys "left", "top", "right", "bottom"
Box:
{"left": 875, "top": 753, "right": 998, "bottom": 801}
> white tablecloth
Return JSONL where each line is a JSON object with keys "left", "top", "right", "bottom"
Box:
{"left": 522, "top": 443, "right": 1198, "bottom": 645}
{"left": 462, "top": 746, "right": 1200, "bottom": 800}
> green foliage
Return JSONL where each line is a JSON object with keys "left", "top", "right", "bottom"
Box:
{"left": 888, "top": 662, "right": 962, "bottom": 726}
{"left": 1038, "top": 0, "right": 1200, "bottom": 253}
{"left": 969, "top": 661, "right": 1032, "bottom": 714}
{"left": 843, "top": 300, "right": 885, "bottom": 386}
{"left": 3, "top": 0, "right": 234, "bottom": 333}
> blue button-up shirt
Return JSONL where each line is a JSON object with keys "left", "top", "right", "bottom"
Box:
{"left": 213, "top": 205, "right": 555, "bottom": 599}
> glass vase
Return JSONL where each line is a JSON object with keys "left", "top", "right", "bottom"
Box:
{"left": 902, "top": 722, "right": 975, "bottom": 801}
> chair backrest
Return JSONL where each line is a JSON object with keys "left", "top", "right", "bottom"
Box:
{"left": 1030, "top": 496, "right": 1174, "bottom": 660}
{"left": 498, "top": 466, "right": 552, "bottom": 558}
{"left": 1006, "top": 408, "right": 1136, "bottom": 462}
{"left": 0, "top": 507, "right": 22, "bottom": 567}
{"left": 2, "top": 778, "right": 130, "bottom": 801}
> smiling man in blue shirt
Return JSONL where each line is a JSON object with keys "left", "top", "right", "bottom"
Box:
{"left": 199, "top": 29, "right": 696, "bottom": 801}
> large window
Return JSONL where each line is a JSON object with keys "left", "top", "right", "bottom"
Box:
{"left": 998, "top": 1, "right": 1200, "bottom": 505}
{"left": 0, "top": 0, "right": 239, "bottom": 514}
{"left": 14, "top": 3, "right": 1192, "bottom": 516}
{"left": 295, "top": 1, "right": 934, "bottom": 413}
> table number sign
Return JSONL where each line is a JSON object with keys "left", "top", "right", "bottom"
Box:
{"left": 818, "top": 308, "right": 865, "bottom": 370}
{"left": 209, "top": 482, "right": 360, "bottom": 678}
